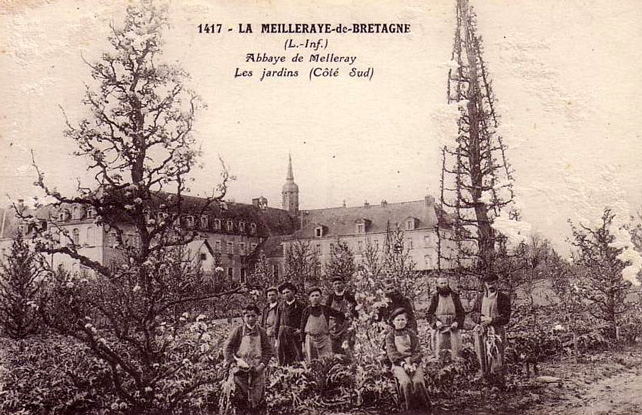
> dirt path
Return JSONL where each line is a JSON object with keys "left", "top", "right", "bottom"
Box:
{"left": 517, "top": 349, "right": 642, "bottom": 415}
{"left": 526, "top": 366, "right": 642, "bottom": 415}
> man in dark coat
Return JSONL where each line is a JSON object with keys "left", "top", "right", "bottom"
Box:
{"left": 426, "top": 276, "right": 466, "bottom": 358}
{"left": 471, "top": 273, "right": 511, "bottom": 380}
{"left": 325, "top": 276, "right": 358, "bottom": 355}
{"left": 377, "top": 278, "right": 417, "bottom": 332}
{"left": 274, "top": 281, "right": 305, "bottom": 365}
{"left": 260, "top": 286, "right": 279, "bottom": 350}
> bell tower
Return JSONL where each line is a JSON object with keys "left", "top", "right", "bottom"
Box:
{"left": 281, "top": 154, "right": 299, "bottom": 216}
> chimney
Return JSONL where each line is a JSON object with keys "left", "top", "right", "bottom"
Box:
{"left": 424, "top": 195, "right": 435, "bottom": 206}
{"left": 342, "top": 200, "right": 346, "bottom": 208}
{"left": 252, "top": 197, "right": 260, "bottom": 207}
{"left": 364, "top": 200, "right": 370, "bottom": 208}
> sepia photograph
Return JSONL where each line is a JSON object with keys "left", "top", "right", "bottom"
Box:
{"left": 1, "top": 0, "right": 641, "bottom": 414}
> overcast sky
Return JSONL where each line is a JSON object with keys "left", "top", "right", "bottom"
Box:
{"left": 1, "top": 0, "right": 641, "bottom": 253}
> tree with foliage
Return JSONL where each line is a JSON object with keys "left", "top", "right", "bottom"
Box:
{"left": 0, "top": 231, "right": 45, "bottom": 339}
{"left": 284, "top": 238, "right": 321, "bottom": 292}
{"left": 18, "top": 2, "right": 236, "bottom": 412}
{"left": 569, "top": 208, "right": 635, "bottom": 339}
{"left": 325, "top": 238, "right": 356, "bottom": 282}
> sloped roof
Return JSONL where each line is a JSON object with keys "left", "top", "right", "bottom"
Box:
{"left": 296, "top": 198, "right": 440, "bottom": 238}
{"left": 175, "top": 194, "right": 295, "bottom": 237}
{"left": 0, "top": 194, "right": 296, "bottom": 240}
{"left": 0, "top": 205, "right": 55, "bottom": 240}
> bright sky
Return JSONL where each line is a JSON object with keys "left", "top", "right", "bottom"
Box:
{"left": 1, "top": 0, "right": 641, "bottom": 253}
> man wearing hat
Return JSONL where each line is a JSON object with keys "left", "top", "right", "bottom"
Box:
{"left": 261, "top": 286, "right": 280, "bottom": 351}
{"left": 274, "top": 281, "right": 305, "bottom": 365}
{"left": 426, "top": 276, "right": 466, "bottom": 359}
{"left": 223, "top": 303, "right": 273, "bottom": 410}
{"left": 471, "top": 273, "right": 511, "bottom": 381}
{"left": 377, "top": 278, "right": 417, "bottom": 332}
{"left": 325, "top": 276, "right": 358, "bottom": 356}
{"left": 300, "top": 286, "right": 346, "bottom": 362}
{"left": 385, "top": 307, "right": 430, "bottom": 410}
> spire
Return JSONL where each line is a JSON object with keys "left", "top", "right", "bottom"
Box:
{"left": 286, "top": 153, "right": 294, "bottom": 182}
{"left": 282, "top": 153, "right": 299, "bottom": 215}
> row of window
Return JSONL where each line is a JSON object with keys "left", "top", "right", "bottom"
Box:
{"left": 149, "top": 212, "right": 258, "bottom": 235}
{"left": 312, "top": 218, "right": 420, "bottom": 238}
{"left": 211, "top": 240, "right": 258, "bottom": 255}
{"left": 290, "top": 234, "right": 438, "bottom": 256}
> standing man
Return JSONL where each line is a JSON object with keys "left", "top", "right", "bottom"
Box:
{"left": 325, "top": 276, "right": 358, "bottom": 356}
{"left": 471, "top": 273, "right": 511, "bottom": 381}
{"left": 378, "top": 278, "right": 417, "bottom": 332}
{"left": 223, "top": 304, "right": 273, "bottom": 410}
{"left": 301, "top": 287, "right": 345, "bottom": 362}
{"left": 274, "top": 281, "right": 305, "bottom": 365}
{"left": 426, "top": 276, "right": 466, "bottom": 359}
{"left": 261, "top": 286, "right": 279, "bottom": 350}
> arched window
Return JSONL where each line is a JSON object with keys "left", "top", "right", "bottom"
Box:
{"left": 72, "top": 228, "right": 80, "bottom": 245}
{"left": 86, "top": 226, "right": 95, "bottom": 245}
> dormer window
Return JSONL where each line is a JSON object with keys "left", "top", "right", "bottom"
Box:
{"left": 250, "top": 223, "right": 257, "bottom": 235}
{"left": 58, "top": 210, "right": 69, "bottom": 222}
{"left": 355, "top": 218, "right": 370, "bottom": 234}
{"left": 239, "top": 221, "right": 246, "bottom": 232}
{"left": 226, "top": 220, "right": 234, "bottom": 232}
{"left": 214, "top": 218, "right": 221, "bottom": 230}
{"left": 200, "top": 215, "right": 209, "bottom": 229}
{"left": 405, "top": 217, "right": 418, "bottom": 231}
{"left": 184, "top": 215, "right": 195, "bottom": 228}
{"left": 87, "top": 207, "right": 97, "bottom": 219}
{"left": 72, "top": 205, "right": 85, "bottom": 220}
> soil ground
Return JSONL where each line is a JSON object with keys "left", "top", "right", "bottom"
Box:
{"left": 436, "top": 344, "right": 642, "bottom": 415}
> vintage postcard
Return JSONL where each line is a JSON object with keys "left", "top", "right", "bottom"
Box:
{"left": 0, "top": 0, "right": 641, "bottom": 414}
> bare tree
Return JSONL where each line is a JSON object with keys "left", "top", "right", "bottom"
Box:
{"left": 17, "top": 2, "right": 236, "bottom": 412}
{"left": 325, "top": 238, "right": 356, "bottom": 282}
{"left": 284, "top": 238, "right": 321, "bottom": 292}
{"left": 438, "top": 0, "right": 516, "bottom": 280}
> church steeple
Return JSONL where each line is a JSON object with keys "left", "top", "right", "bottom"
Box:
{"left": 286, "top": 153, "right": 294, "bottom": 181}
{"left": 282, "top": 153, "right": 299, "bottom": 216}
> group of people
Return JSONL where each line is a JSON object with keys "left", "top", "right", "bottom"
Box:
{"left": 223, "top": 273, "right": 511, "bottom": 411}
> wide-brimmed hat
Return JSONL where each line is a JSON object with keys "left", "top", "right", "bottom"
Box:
{"left": 278, "top": 281, "right": 297, "bottom": 294}
{"left": 388, "top": 307, "right": 408, "bottom": 322}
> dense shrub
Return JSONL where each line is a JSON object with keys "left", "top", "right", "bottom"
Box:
{"left": 0, "top": 335, "right": 112, "bottom": 415}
